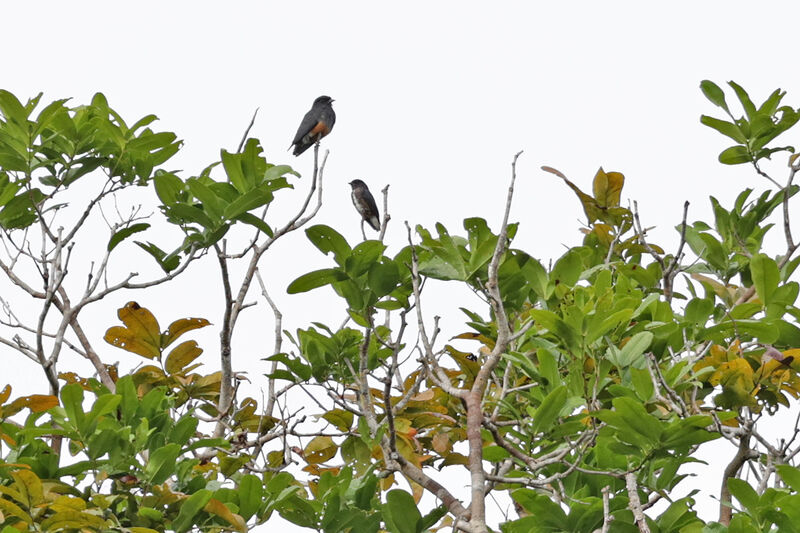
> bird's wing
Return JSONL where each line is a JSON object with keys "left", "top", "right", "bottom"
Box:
{"left": 291, "top": 108, "right": 320, "bottom": 146}
{"left": 363, "top": 189, "right": 380, "bottom": 218}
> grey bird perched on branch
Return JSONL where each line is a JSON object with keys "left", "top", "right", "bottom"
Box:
{"left": 349, "top": 179, "right": 380, "bottom": 233}
{"left": 290, "top": 96, "right": 336, "bottom": 156}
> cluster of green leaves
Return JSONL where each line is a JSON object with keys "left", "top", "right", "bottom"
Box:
{"left": 700, "top": 80, "right": 799, "bottom": 165}
{"left": 0, "top": 91, "right": 179, "bottom": 234}
{"left": 288, "top": 225, "right": 411, "bottom": 320}
{"left": 149, "top": 139, "right": 299, "bottom": 270}
{"left": 0, "top": 303, "right": 340, "bottom": 532}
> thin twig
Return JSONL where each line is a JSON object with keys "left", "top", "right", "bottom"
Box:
{"left": 237, "top": 108, "right": 260, "bottom": 153}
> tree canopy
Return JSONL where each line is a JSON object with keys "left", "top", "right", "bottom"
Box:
{"left": 1, "top": 80, "right": 800, "bottom": 532}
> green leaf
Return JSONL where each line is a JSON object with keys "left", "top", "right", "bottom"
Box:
{"left": 144, "top": 443, "right": 181, "bottom": 484}
{"left": 416, "top": 223, "right": 469, "bottom": 281}
{"left": 287, "top": 268, "right": 348, "bottom": 294}
{"left": 531, "top": 385, "right": 567, "bottom": 434}
{"left": 728, "top": 81, "right": 756, "bottom": 119}
{"left": 368, "top": 260, "right": 400, "bottom": 297}
{"left": 631, "top": 367, "right": 654, "bottom": 402}
{"left": 266, "top": 353, "right": 312, "bottom": 381}
{"left": 383, "top": 490, "right": 422, "bottom": 533}
{"left": 750, "top": 253, "right": 779, "bottom": 307}
{"left": 263, "top": 164, "right": 299, "bottom": 182}
{"left": 60, "top": 383, "right": 85, "bottom": 430}
{"left": 550, "top": 248, "right": 584, "bottom": 287}
{"left": 700, "top": 115, "right": 747, "bottom": 143}
{"left": 617, "top": 331, "right": 654, "bottom": 368}
{"left": 234, "top": 212, "right": 273, "bottom": 237}
{"left": 306, "top": 225, "right": 351, "bottom": 265}
{"left": 0, "top": 90, "right": 30, "bottom": 126}
{"left": 613, "top": 396, "right": 663, "bottom": 443}
{"left": 685, "top": 298, "right": 714, "bottom": 326}
{"left": 777, "top": 464, "right": 800, "bottom": 492}
{"left": 154, "top": 171, "right": 185, "bottom": 205}
{"left": 322, "top": 409, "right": 354, "bottom": 431}
{"left": 135, "top": 241, "right": 181, "bottom": 273}
{"left": 529, "top": 309, "right": 581, "bottom": 354}
{"left": 700, "top": 80, "right": 729, "bottom": 112}
{"left": 108, "top": 223, "right": 150, "bottom": 251}
{"left": 172, "top": 489, "right": 213, "bottom": 533}
{"left": 186, "top": 178, "right": 224, "bottom": 220}
{"left": 719, "top": 145, "right": 752, "bottom": 165}
{"left": 221, "top": 149, "right": 249, "bottom": 193}
{"left": 0, "top": 189, "right": 45, "bottom": 229}
{"left": 238, "top": 475, "right": 262, "bottom": 521}
{"left": 420, "top": 506, "right": 448, "bottom": 531}
{"left": 727, "top": 478, "right": 759, "bottom": 513}
{"left": 346, "top": 240, "right": 386, "bottom": 278}
{"left": 165, "top": 203, "right": 216, "bottom": 229}
{"left": 223, "top": 188, "right": 273, "bottom": 219}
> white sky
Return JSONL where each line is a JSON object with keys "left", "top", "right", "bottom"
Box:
{"left": 3, "top": 1, "right": 800, "bottom": 530}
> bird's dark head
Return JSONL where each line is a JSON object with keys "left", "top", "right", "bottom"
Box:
{"left": 349, "top": 179, "right": 366, "bottom": 189}
{"left": 314, "top": 95, "right": 334, "bottom": 106}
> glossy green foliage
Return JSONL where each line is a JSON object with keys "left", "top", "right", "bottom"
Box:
{"left": 700, "top": 80, "right": 799, "bottom": 165}
{"left": 150, "top": 138, "right": 298, "bottom": 268}
{"left": 0, "top": 91, "right": 180, "bottom": 231}
{"left": 288, "top": 224, "right": 412, "bottom": 323}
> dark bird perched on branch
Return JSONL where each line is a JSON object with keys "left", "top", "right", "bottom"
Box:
{"left": 349, "top": 179, "right": 380, "bottom": 232}
{"left": 290, "top": 96, "right": 336, "bottom": 156}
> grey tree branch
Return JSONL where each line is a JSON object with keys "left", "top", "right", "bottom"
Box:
{"left": 466, "top": 151, "right": 522, "bottom": 533}
{"left": 626, "top": 472, "right": 651, "bottom": 533}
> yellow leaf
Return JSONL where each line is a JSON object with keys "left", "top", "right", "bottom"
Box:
{"left": 0, "top": 385, "right": 11, "bottom": 404}
{"left": 321, "top": 409, "right": 354, "bottom": 431}
{"left": 39, "top": 509, "right": 108, "bottom": 530}
{"left": 410, "top": 480, "right": 424, "bottom": 504}
{"left": 542, "top": 165, "right": 603, "bottom": 223}
{"left": 162, "top": 317, "right": 211, "bottom": 348}
{"left": 710, "top": 357, "right": 753, "bottom": 387}
{"left": 266, "top": 450, "right": 284, "bottom": 468}
{"left": 304, "top": 436, "right": 337, "bottom": 464}
{"left": 7, "top": 394, "right": 58, "bottom": 414}
{"left": 104, "top": 302, "right": 162, "bottom": 359}
{"left": 439, "top": 452, "right": 469, "bottom": 467}
{"left": 410, "top": 389, "right": 435, "bottom": 402}
{"left": 380, "top": 473, "right": 395, "bottom": 491}
{"left": 0, "top": 498, "right": 31, "bottom": 524}
{"left": 593, "top": 167, "right": 625, "bottom": 208}
{"left": 592, "top": 224, "right": 614, "bottom": 247}
{"left": 691, "top": 274, "right": 738, "bottom": 306}
{"left": 393, "top": 418, "right": 412, "bottom": 433}
{"left": 432, "top": 433, "right": 450, "bottom": 454}
{"left": 204, "top": 498, "right": 247, "bottom": 533}
{"left": 450, "top": 332, "right": 496, "bottom": 349}
{"left": 57, "top": 372, "right": 92, "bottom": 390}
{"left": 10, "top": 469, "right": 44, "bottom": 507}
{"left": 50, "top": 495, "right": 88, "bottom": 513}
{"left": 710, "top": 358, "right": 757, "bottom": 408}
{"left": 164, "top": 341, "right": 203, "bottom": 374}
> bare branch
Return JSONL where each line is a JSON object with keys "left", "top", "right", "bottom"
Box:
{"left": 237, "top": 108, "right": 260, "bottom": 153}
{"left": 719, "top": 428, "right": 757, "bottom": 525}
{"left": 255, "top": 268, "right": 283, "bottom": 417}
{"left": 625, "top": 472, "right": 651, "bottom": 533}
{"left": 379, "top": 184, "right": 391, "bottom": 242}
